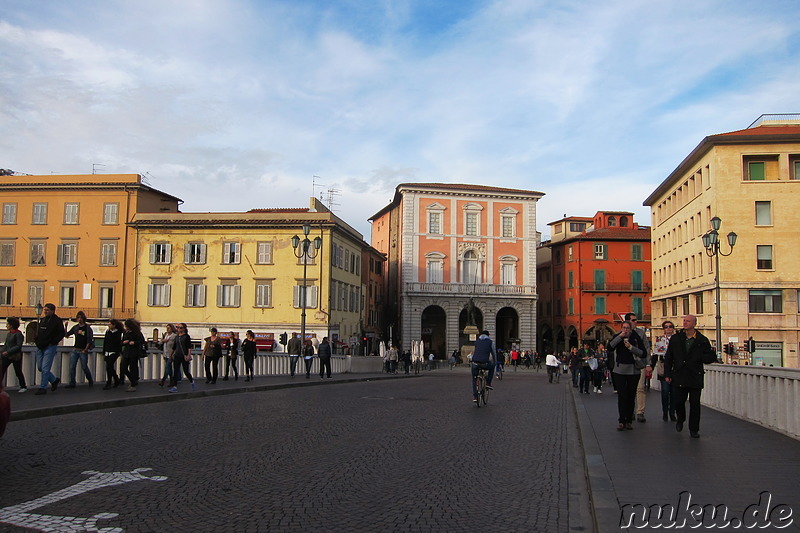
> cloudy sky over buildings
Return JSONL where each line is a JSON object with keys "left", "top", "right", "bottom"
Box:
{"left": 2, "top": 0, "right": 799, "bottom": 238}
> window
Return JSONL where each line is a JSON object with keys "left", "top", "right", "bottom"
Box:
{"left": 2, "top": 203, "right": 17, "bottom": 224}
{"left": 755, "top": 201, "right": 771, "bottom": 225}
{"left": 633, "top": 297, "right": 643, "bottom": 317}
{"left": 57, "top": 242, "right": 78, "bottom": 266}
{"left": 791, "top": 155, "right": 800, "bottom": 180}
{"left": 257, "top": 242, "right": 272, "bottom": 264}
{"left": 60, "top": 285, "right": 76, "bottom": 307}
{"left": 428, "top": 211, "right": 442, "bottom": 235}
{"left": 185, "top": 280, "right": 206, "bottom": 307}
{"left": 620, "top": 216, "right": 629, "bottom": 227}
{"left": 100, "top": 241, "right": 117, "bottom": 266}
{"left": 743, "top": 155, "right": 778, "bottom": 181}
{"left": 465, "top": 212, "right": 478, "bottom": 236}
{"left": 462, "top": 250, "right": 481, "bottom": 284}
{"left": 695, "top": 292, "right": 704, "bottom": 314}
{"left": 682, "top": 296, "right": 690, "bottom": 315}
{"left": 554, "top": 223, "right": 563, "bottom": 234}
{"left": 747, "top": 161, "right": 765, "bottom": 180}
{"left": 631, "top": 244, "right": 643, "bottom": 261}
{"left": 501, "top": 262, "right": 515, "bottom": 285}
{"left": 568, "top": 246, "right": 573, "bottom": 261}
{"left": 150, "top": 243, "right": 172, "bottom": 264}
{"left": 567, "top": 271, "right": 573, "bottom": 288}
{"left": 217, "top": 282, "right": 241, "bottom": 307}
{"left": 293, "top": 284, "right": 318, "bottom": 309}
{"left": 99, "top": 286, "right": 114, "bottom": 317}
{"left": 344, "top": 249, "right": 350, "bottom": 272}
{"left": 749, "top": 290, "right": 782, "bottom": 313}
{"left": 594, "top": 270, "right": 605, "bottom": 290}
{"left": 64, "top": 202, "right": 79, "bottom": 224}
{"left": 185, "top": 243, "right": 207, "bottom": 264}
{"left": 255, "top": 280, "right": 272, "bottom": 307}
{"left": 32, "top": 203, "right": 48, "bottom": 224}
{"left": 569, "top": 222, "right": 586, "bottom": 232}
{"left": 28, "top": 283, "right": 43, "bottom": 307}
{"left": 0, "top": 284, "right": 11, "bottom": 306}
{"left": 0, "top": 241, "right": 14, "bottom": 266}
{"left": 608, "top": 216, "right": 617, "bottom": 227}
{"left": 501, "top": 216, "right": 515, "bottom": 238}
{"left": 426, "top": 254, "right": 444, "bottom": 283}
{"left": 631, "top": 270, "right": 643, "bottom": 291}
{"left": 595, "top": 296, "right": 606, "bottom": 314}
{"left": 756, "top": 245, "right": 773, "bottom": 270}
{"left": 594, "top": 244, "right": 608, "bottom": 260}
{"left": 147, "top": 280, "right": 171, "bottom": 307}
{"left": 103, "top": 203, "right": 119, "bottom": 225}
{"left": 222, "top": 242, "right": 241, "bottom": 265}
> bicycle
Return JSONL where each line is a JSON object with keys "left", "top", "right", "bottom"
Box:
{"left": 474, "top": 365, "right": 490, "bottom": 407}
{"left": 495, "top": 363, "right": 504, "bottom": 381}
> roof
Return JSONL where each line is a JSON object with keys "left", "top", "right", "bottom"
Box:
{"left": 370, "top": 182, "right": 545, "bottom": 221}
{"left": 644, "top": 121, "right": 800, "bottom": 206}
{"left": 544, "top": 226, "right": 651, "bottom": 246}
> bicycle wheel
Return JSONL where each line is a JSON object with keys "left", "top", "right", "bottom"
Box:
{"left": 475, "top": 374, "right": 485, "bottom": 407}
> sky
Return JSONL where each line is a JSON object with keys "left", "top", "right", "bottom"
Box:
{"left": 2, "top": 0, "right": 799, "bottom": 241}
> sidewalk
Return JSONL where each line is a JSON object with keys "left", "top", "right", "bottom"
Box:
{"left": 7, "top": 372, "right": 415, "bottom": 422}
{"left": 572, "top": 383, "right": 800, "bottom": 532}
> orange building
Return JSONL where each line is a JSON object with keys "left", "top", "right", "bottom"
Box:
{"left": 537, "top": 211, "right": 651, "bottom": 354}
{"left": 370, "top": 183, "right": 544, "bottom": 357}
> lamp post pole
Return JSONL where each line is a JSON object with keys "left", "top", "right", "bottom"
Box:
{"left": 292, "top": 224, "right": 322, "bottom": 347}
{"left": 702, "top": 217, "right": 737, "bottom": 361}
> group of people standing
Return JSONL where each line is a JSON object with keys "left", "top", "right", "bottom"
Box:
{"left": 286, "top": 333, "right": 333, "bottom": 379}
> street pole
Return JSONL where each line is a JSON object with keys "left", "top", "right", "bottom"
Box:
{"left": 702, "top": 217, "right": 736, "bottom": 362}
{"left": 292, "top": 224, "right": 322, "bottom": 349}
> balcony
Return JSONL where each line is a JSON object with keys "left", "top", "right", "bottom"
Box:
{"left": 580, "top": 282, "right": 651, "bottom": 293}
{"left": 404, "top": 282, "right": 536, "bottom": 297}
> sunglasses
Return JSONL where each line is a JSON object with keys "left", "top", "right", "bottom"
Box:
{"left": 663, "top": 325, "right": 674, "bottom": 329}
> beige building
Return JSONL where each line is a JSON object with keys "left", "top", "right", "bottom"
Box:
{"left": 131, "top": 198, "right": 368, "bottom": 352}
{"left": 644, "top": 114, "right": 800, "bottom": 367}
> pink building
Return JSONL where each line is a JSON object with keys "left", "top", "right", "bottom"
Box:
{"left": 370, "top": 183, "right": 544, "bottom": 358}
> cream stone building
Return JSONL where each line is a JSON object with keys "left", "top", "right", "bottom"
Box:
{"left": 644, "top": 114, "right": 800, "bottom": 367}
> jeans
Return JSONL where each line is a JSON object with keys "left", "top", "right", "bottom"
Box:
{"left": 289, "top": 356, "right": 299, "bottom": 376}
{"left": 303, "top": 357, "right": 313, "bottom": 377}
{"left": 170, "top": 357, "right": 194, "bottom": 387}
{"left": 570, "top": 367, "right": 579, "bottom": 386}
{"left": 35, "top": 345, "right": 59, "bottom": 389}
{"left": 579, "top": 367, "right": 592, "bottom": 393}
{"left": 69, "top": 349, "right": 93, "bottom": 385}
{"left": 659, "top": 378, "right": 674, "bottom": 416}
{"left": 161, "top": 356, "right": 174, "bottom": 383}
{"left": 471, "top": 361, "right": 495, "bottom": 398}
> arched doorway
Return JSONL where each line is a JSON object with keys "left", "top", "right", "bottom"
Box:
{"left": 555, "top": 326, "right": 566, "bottom": 355}
{"left": 458, "top": 303, "right": 484, "bottom": 348}
{"left": 496, "top": 307, "right": 519, "bottom": 350}
{"left": 539, "top": 323, "right": 553, "bottom": 355}
{"left": 584, "top": 322, "right": 615, "bottom": 348}
{"left": 421, "top": 305, "right": 447, "bottom": 360}
{"left": 567, "top": 326, "right": 579, "bottom": 350}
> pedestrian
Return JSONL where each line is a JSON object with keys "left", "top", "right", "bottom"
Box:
{"left": 578, "top": 343, "right": 593, "bottom": 394}
{"left": 608, "top": 321, "right": 646, "bottom": 430}
{"left": 120, "top": 318, "right": 146, "bottom": 392}
{"left": 159, "top": 323, "right": 177, "bottom": 387}
{"left": 34, "top": 303, "right": 65, "bottom": 395}
{"left": 168, "top": 323, "right": 196, "bottom": 392}
{"left": 653, "top": 320, "right": 677, "bottom": 422}
{"left": 428, "top": 352, "right": 435, "bottom": 370}
{"left": 241, "top": 330, "right": 257, "bottom": 382}
{"left": 287, "top": 333, "right": 302, "bottom": 377}
{"left": 664, "top": 314, "right": 717, "bottom": 438}
{"left": 545, "top": 352, "right": 560, "bottom": 383}
{"left": 302, "top": 339, "right": 315, "bottom": 379}
{"left": 593, "top": 344, "right": 607, "bottom": 394}
{"left": 448, "top": 351, "right": 457, "bottom": 370}
{"left": 626, "top": 313, "right": 652, "bottom": 423}
{"left": 223, "top": 331, "right": 239, "bottom": 381}
{"left": 568, "top": 347, "right": 580, "bottom": 387}
{"left": 386, "top": 344, "right": 399, "bottom": 374}
{"left": 1, "top": 317, "right": 27, "bottom": 393}
{"left": 102, "top": 319, "right": 124, "bottom": 389}
{"left": 203, "top": 328, "right": 223, "bottom": 384}
{"left": 401, "top": 349, "right": 412, "bottom": 374}
{"left": 318, "top": 336, "right": 332, "bottom": 378}
{"left": 64, "top": 311, "right": 95, "bottom": 388}
{"left": 470, "top": 330, "right": 496, "bottom": 403}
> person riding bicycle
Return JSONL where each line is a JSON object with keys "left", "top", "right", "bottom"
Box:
{"left": 471, "top": 330, "right": 496, "bottom": 402}
{"left": 495, "top": 347, "right": 505, "bottom": 376}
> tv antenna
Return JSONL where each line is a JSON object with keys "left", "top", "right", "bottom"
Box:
{"left": 324, "top": 187, "right": 341, "bottom": 212}
{"left": 92, "top": 163, "right": 106, "bottom": 174}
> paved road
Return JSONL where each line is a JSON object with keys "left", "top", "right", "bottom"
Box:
{"left": 0, "top": 371, "right": 588, "bottom": 532}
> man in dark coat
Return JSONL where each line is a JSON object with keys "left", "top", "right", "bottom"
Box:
{"left": 664, "top": 314, "right": 717, "bottom": 438}
{"left": 317, "top": 337, "right": 332, "bottom": 379}
{"left": 35, "top": 303, "right": 66, "bottom": 395}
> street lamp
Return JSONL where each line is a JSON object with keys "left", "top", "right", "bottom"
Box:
{"left": 291, "top": 224, "right": 322, "bottom": 348}
{"left": 702, "top": 216, "right": 737, "bottom": 361}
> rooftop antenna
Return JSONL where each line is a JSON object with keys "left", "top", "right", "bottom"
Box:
{"left": 92, "top": 163, "right": 106, "bottom": 174}
{"left": 324, "top": 187, "right": 341, "bottom": 212}
{"left": 141, "top": 172, "right": 155, "bottom": 185}
{"left": 312, "top": 175, "right": 324, "bottom": 199}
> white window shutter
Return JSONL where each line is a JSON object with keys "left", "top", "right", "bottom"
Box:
{"left": 293, "top": 285, "right": 300, "bottom": 308}
{"left": 234, "top": 244, "right": 241, "bottom": 264}
{"left": 233, "top": 285, "right": 241, "bottom": 307}
{"left": 149, "top": 244, "right": 156, "bottom": 264}
{"left": 308, "top": 286, "right": 318, "bottom": 308}
{"left": 186, "top": 285, "right": 193, "bottom": 307}
{"left": 165, "top": 244, "right": 172, "bottom": 264}
{"left": 164, "top": 284, "right": 171, "bottom": 306}
{"left": 147, "top": 284, "right": 154, "bottom": 306}
{"left": 57, "top": 244, "right": 63, "bottom": 265}
{"left": 200, "top": 244, "right": 207, "bottom": 264}
{"left": 198, "top": 284, "right": 206, "bottom": 306}
{"left": 184, "top": 244, "right": 191, "bottom": 263}
{"left": 217, "top": 285, "right": 224, "bottom": 306}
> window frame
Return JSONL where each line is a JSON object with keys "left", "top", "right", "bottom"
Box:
{"left": 755, "top": 201, "right": 772, "bottom": 226}
{"left": 185, "top": 279, "right": 207, "bottom": 307}
{"left": 63, "top": 202, "right": 80, "bottom": 225}
{"left": 216, "top": 281, "right": 241, "bottom": 307}
{"left": 255, "top": 280, "right": 273, "bottom": 308}
{"left": 57, "top": 241, "right": 78, "bottom": 266}
{"left": 222, "top": 242, "right": 241, "bottom": 265}
{"left": 293, "top": 284, "right": 319, "bottom": 309}
{"left": 100, "top": 241, "right": 117, "bottom": 266}
{"left": 60, "top": 284, "right": 76, "bottom": 307}
{"left": 184, "top": 243, "right": 207, "bottom": 265}
{"left": 147, "top": 280, "right": 171, "bottom": 307}
{"left": 103, "top": 203, "right": 119, "bottom": 225}
{"left": 594, "top": 243, "right": 608, "bottom": 260}
{"left": 256, "top": 242, "right": 273, "bottom": 264}
{"left": 0, "top": 241, "right": 15, "bottom": 266}
{"left": 756, "top": 245, "right": 773, "bottom": 270}
{"left": 150, "top": 243, "right": 172, "bottom": 265}
{"left": 0, "top": 283, "right": 11, "bottom": 306}
{"left": 2, "top": 203, "right": 17, "bottom": 225}
{"left": 749, "top": 289, "right": 782, "bottom": 313}
{"left": 32, "top": 203, "right": 48, "bottom": 225}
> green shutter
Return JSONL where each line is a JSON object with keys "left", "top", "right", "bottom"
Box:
{"left": 749, "top": 162, "right": 765, "bottom": 180}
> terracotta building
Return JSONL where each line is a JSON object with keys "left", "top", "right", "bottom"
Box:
{"left": 537, "top": 211, "right": 651, "bottom": 354}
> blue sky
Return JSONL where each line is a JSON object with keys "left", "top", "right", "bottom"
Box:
{"left": 2, "top": 0, "right": 799, "bottom": 239}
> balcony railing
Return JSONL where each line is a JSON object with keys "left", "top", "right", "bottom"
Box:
{"left": 0, "top": 306, "right": 135, "bottom": 321}
{"left": 404, "top": 282, "right": 536, "bottom": 296}
{"left": 579, "top": 282, "right": 651, "bottom": 293}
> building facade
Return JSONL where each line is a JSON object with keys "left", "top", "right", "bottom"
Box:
{"left": 537, "top": 212, "right": 651, "bottom": 354}
{"left": 644, "top": 114, "right": 800, "bottom": 367}
{"left": 370, "top": 183, "right": 543, "bottom": 358}
{"left": 0, "top": 173, "right": 180, "bottom": 338}
{"left": 131, "top": 198, "right": 369, "bottom": 351}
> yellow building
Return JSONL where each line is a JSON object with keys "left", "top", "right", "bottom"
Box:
{"left": 644, "top": 114, "right": 800, "bottom": 367}
{"left": 131, "top": 198, "right": 368, "bottom": 351}
{"left": 0, "top": 173, "right": 180, "bottom": 334}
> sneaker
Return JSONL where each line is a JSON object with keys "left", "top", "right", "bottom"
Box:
{"left": 51, "top": 378, "right": 60, "bottom": 392}
{"left": 190, "top": 382, "right": 197, "bottom": 391}
{"left": 168, "top": 386, "right": 178, "bottom": 393}
{"left": 18, "top": 387, "right": 27, "bottom": 393}
{"left": 126, "top": 386, "right": 137, "bottom": 392}
{"left": 593, "top": 387, "right": 597, "bottom": 393}
{"left": 596, "top": 389, "right": 603, "bottom": 394}
{"left": 486, "top": 385, "right": 494, "bottom": 390}
{"left": 637, "top": 414, "right": 646, "bottom": 423}
{"left": 473, "top": 398, "right": 478, "bottom": 403}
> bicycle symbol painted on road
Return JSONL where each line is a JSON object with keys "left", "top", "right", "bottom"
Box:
{"left": 0, "top": 468, "right": 167, "bottom": 532}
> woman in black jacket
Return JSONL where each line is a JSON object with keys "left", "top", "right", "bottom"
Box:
{"left": 102, "top": 319, "right": 124, "bottom": 389}
{"left": 241, "top": 330, "right": 257, "bottom": 382}
{"left": 121, "top": 318, "right": 146, "bottom": 392}
{"left": 168, "top": 323, "right": 196, "bottom": 392}
{"left": 2, "top": 317, "right": 27, "bottom": 392}
{"left": 608, "top": 321, "right": 646, "bottom": 430}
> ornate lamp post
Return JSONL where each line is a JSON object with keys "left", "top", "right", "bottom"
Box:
{"left": 291, "top": 224, "right": 322, "bottom": 347}
{"left": 702, "top": 216, "right": 737, "bottom": 361}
